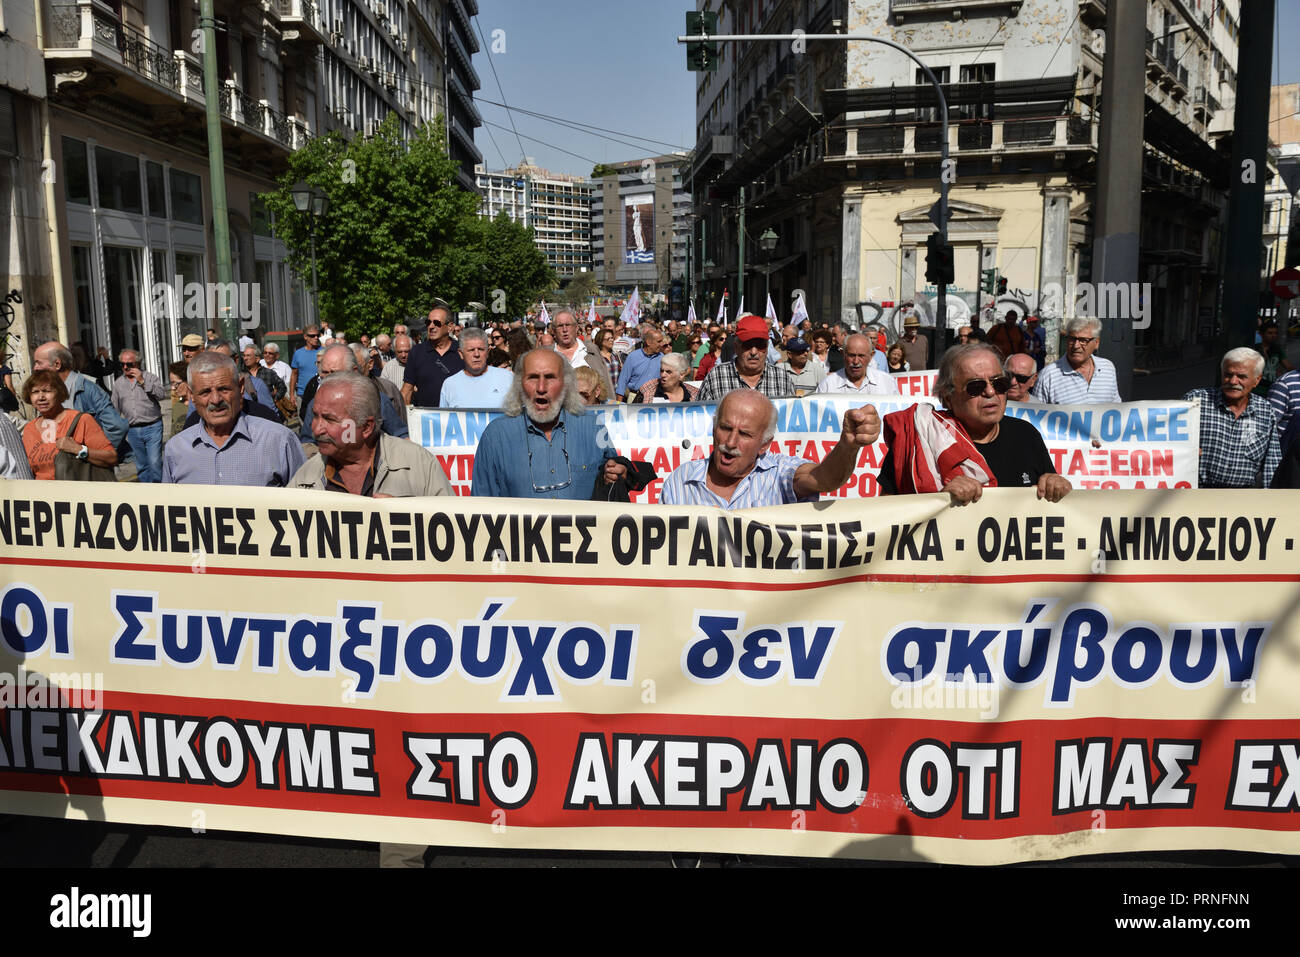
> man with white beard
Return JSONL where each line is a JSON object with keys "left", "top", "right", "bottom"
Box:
{"left": 471, "top": 349, "right": 626, "bottom": 499}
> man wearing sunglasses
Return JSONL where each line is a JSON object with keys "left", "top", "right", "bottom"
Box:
{"left": 401, "top": 304, "right": 464, "bottom": 408}
{"left": 878, "top": 343, "right": 1070, "bottom": 505}
{"left": 110, "top": 348, "right": 167, "bottom": 483}
{"left": 472, "top": 349, "right": 625, "bottom": 499}
{"left": 289, "top": 325, "right": 324, "bottom": 409}
{"left": 1035, "top": 317, "right": 1121, "bottom": 404}
{"left": 1004, "top": 353, "right": 1042, "bottom": 404}
{"left": 697, "top": 314, "right": 795, "bottom": 403}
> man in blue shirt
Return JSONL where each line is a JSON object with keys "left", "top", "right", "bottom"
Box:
{"left": 472, "top": 349, "right": 626, "bottom": 499}
{"left": 289, "top": 325, "right": 323, "bottom": 407}
{"left": 300, "top": 344, "right": 408, "bottom": 440}
{"left": 439, "top": 328, "right": 512, "bottom": 408}
{"left": 614, "top": 326, "right": 664, "bottom": 401}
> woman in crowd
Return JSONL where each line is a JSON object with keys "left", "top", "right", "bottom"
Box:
{"left": 594, "top": 329, "right": 622, "bottom": 386}
{"left": 505, "top": 329, "right": 532, "bottom": 367}
{"left": 488, "top": 347, "right": 512, "bottom": 370}
{"left": 886, "top": 342, "right": 909, "bottom": 373}
{"left": 575, "top": 366, "right": 610, "bottom": 406}
{"left": 21, "top": 369, "right": 117, "bottom": 480}
{"left": 168, "top": 361, "right": 190, "bottom": 438}
{"left": 810, "top": 329, "right": 833, "bottom": 369}
{"left": 695, "top": 335, "right": 725, "bottom": 381}
{"left": 688, "top": 331, "right": 704, "bottom": 370}
{"left": 637, "top": 352, "right": 699, "bottom": 403}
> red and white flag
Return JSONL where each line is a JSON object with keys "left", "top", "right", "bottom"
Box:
{"left": 715, "top": 288, "right": 728, "bottom": 324}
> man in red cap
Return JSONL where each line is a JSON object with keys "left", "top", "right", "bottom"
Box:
{"left": 697, "top": 313, "right": 795, "bottom": 402}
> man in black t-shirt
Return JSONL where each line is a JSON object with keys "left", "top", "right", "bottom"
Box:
{"left": 877, "top": 343, "right": 1070, "bottom": 504}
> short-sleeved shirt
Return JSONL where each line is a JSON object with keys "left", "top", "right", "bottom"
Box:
{"left": 403, "top": 339, "right": 464, "bottom": 407}
{"left": 439, "top": 366, "right": 513, "bottom": 409}
{"left": 471, "top": 408, "right": 615, "bottom": 500}
{"left": 1034, "top": 355, "right": 1121, "bottom": 404}
{"left": 22, "top": 410, "right": 114, "bottom": 481}
{"left": 162, "top": 412, "right": 305, "bottom": 486}
{"left": 816, "top": 368, "right": 900, "bottom": 396}
{"left": 661, "top": 452, "right": 814, "bottom": 509}
{"left": 290, "top": 345, "right": 322, "bottom": 396}
{"left": 877, "top": 415, "right": 1056, "bottom": 493}
{"left": 1184, "top": 388, "right": 1282, "bottom": 488}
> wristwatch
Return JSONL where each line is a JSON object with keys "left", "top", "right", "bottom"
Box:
{"left": 76, "top": 445, "right": 89, "bottom": 461}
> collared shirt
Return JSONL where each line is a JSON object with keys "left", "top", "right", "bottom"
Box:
{"left": 778, "top": 360, "right": 826, "bottom": 396}
{"left": 1267, "top": 369, "right": 1300, "bottom": 439}
{"left": 816, "top": 367, "right": 900, "bottom": 396}
{"left": 111, "top": 370, "right": 167, "bottom": 425}
{"left": 471, "top": 408, "right": 615, "bottom": 500}
{"left": 439, "top": 366, "right": 513, "bottom": 409}
{"left": 403, "top": 339, "right": 463, "bottom": 407}
{"left": 1034, "top": 355, "right": 1122, "bottom": 404}
{"left": 162, "top": 412, "right": 305, "bottom": 487}
{"left": 1184, "top": 388, "right": 1282, "bottom": 488}
{"left": 66, "top": 372, "right": 128, "bottom": 448}
{"left": 697, "top": 360, "right": 796, "bottom": 402}
{"left": 381, "top": 358, "right": 408, "bottom": 391}
{"left": 661, "top": 452, "right": 813, "bottom": 510}
{"left": 615, "top": 348, "right": 661, "bottom": 397}
{"left": 324, "top": 442, "right": 379, "bottom": 496}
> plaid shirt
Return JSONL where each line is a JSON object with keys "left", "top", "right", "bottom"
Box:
{"left": 605, "top": 349, "right": 624, "bottom": 388}
{"left": 1184, "top": 388, "right": 1282, "bottom": 488}
{"left": 696, "top": 360, "right": 796, "bottom": 403}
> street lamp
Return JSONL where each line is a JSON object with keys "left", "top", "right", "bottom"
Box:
{"left": 760, "top": 228, "right": 778, "bottom": 308}
{"left": 292, "top": 180, "right": 329, "bottom": 325}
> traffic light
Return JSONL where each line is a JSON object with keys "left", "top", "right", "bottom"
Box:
{"left": 997, "top": 276, "right": 1007, "bottom": 296}
{"left": 981, "top": 268, "right": 997, "bottom": 295}
{"left": 925, "top": 233, "right": 955, "bottom": 285}
{"left": 686, "top": 10, "right": 719, "bottom": 72}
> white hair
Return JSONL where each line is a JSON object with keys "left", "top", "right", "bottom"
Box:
{"left": 1222, "top": 347, "right": 1264, "bottom": 377}
{"left": 501, "top": 349, "right": 587, "bottom": 419}
{"left": 1064, "top": 316, "right": 1102, "bottom": 339}
{"left": 660, "top": 352, "right": 689, "bottom": 376}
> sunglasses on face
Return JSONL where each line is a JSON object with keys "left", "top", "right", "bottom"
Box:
{"left": 1008, "top": 372, "right": 1035, "bottom": 385}
{"left": 428, "top": 320, "right": 445, "bottom": 328}
{"left": 121, "top": 361, "right": 138, "bottom": 368}
{"left": 963, "top": 376, "right": 1011, "bottom": 397}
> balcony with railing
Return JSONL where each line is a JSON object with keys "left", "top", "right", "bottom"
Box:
{"left": 276, "top": 0, "right": 327, "bottom": 45}
{"left": 889, "top": 0, "right": 1023, "bottom": 25}
{"left": 46, "top": 1, "right": 185, "bottom": 96}
{"left": 218, "top": 82, "right": 311, "bottom": 150}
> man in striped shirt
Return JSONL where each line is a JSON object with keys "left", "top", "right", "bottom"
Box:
{"left": 1033, "top": 317, "right": 1121, "bottom": 404}
{"left": 660, "top": 389, "right": 880, "bottom": 509}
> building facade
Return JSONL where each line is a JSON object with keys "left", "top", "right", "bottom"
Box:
{"left": 591, "top": 152, "right": 692, "bottom": 298}
{"left": 0, "top": 0, "right": 478, "bottom": 382}
{"left": 475, "top": 159, "right": 593, "bottom": 280}
{"left": 693, "top": 0, "right": 1240, "bottom": 371}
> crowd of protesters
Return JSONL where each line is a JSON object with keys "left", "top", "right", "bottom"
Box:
{"left": 3, "top": 300, "right": 1297, "bottom": 497}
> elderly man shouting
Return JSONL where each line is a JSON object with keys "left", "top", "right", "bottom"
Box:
{"left": 660, "top": 389, "right": 880, "bottom": 509}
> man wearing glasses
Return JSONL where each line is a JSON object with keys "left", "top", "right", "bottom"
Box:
{"left": 1034, "top": 317, "right": 1121, "bottom": 404}
{"left": 697, "top": 314, "right": 796, "bottom": 403}
{"left": 1004, "top": 353, "right": 1042, "bottom": 404}
{"left": 110, "top": 348, "right": 167, "bottom": 483}
{"left": 877, "top": 343, "right": 1070, "bottom": 505}
{"left": 471, "top": 349, "right": 626, "bottom": 499}
{"left": 289, "top": 325, "right": 324, "bottom": 410}
{"left": 401, "top": 304, "right": 464, "bottom": 408}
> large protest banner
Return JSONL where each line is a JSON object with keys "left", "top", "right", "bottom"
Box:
{"left": 0, "top": 482, "right": 1295, "bottom": 864}
{"left": 411, "top": 397, "right": 1199, "bottom": 500}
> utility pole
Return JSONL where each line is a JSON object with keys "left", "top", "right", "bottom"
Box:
{"left": 1222, "top": 0, "right": 1275, "bottom": 350}
{"left": 737, "top": 186, "right": 745, "bottom": 312}
{"left": 682, "top": 28, "right": 949, "bottom": 337}
{"left": 199, "top": 0, "right": 236, "bottom": 343}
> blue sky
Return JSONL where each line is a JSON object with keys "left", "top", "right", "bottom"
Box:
{"left": 472, "top": 1, "right": 1300, "bottom": 178}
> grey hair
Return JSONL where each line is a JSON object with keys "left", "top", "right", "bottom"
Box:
{"left": 186, "top": 351, "right": 238, "bottom": 387}
{"left": 348, "top": 343, "right": 371, "bottom": 373}
{"left": 718, "top": 388, "right": 779, "bottom": 444}
{"left": 1222, "top": 347, "right": 1265, "bottom": 377}
{"left": 263, "top": 342, "right": 280, "bottom": 356}
{"left": 208, "top": 339, "right": 234, "bottom": 354}
{"left": 460, "top": 327, "right": 489, "bottom": 349}
{"left": 1064, "top": 316, "right": 1102, "bottom": 339}
{"left": 935, "top": 343, "right": 1004, "bottom": 406}
{"left": 320, "top": 342, "right": 356, "bottom": 372}
{"left": 660, "top": 352, "right": 689, "bottom": 376}
{"left": 316, "top": 370, "right": 380, "bottom": 436}
{"left": 501, "top": 348, "right": 587, "bottom": 418}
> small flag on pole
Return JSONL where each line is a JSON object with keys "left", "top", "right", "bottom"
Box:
{"left": 587, "top": 298, "right": 599, "bottom": 326}
{"left": 792, "top": 291, "right": 809, "bottom": 326}
{"left": 765, "top": 293, "right": 779, "bottom": 330}
{"left": 620, "top": 287, "right": 641, "bottom": 328}
{"left": 538, "top": 302, "right": 551, "bottom": 326}
{"left": 687, "top": 301, "right": 697, "bottom": 325}
{"left": 715, "top": 288, "right": 729, "bottom": 324}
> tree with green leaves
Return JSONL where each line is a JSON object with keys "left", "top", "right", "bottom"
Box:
{"left": 263, "top": 115, "right": 553, "bottom": 339}
{"left": 564, "top": 270, "right": 599, "bottom": 303}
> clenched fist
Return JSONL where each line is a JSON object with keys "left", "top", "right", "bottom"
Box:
{"left": 840, "top": 404, "right": 881, "bottom": 448}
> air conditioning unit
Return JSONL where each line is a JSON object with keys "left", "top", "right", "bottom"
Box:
{"left": 384, "top": 71, "right": 397, "bottom": 89}
{"left": 364, "top": 119, "right": 378, "bottom": 137}
{"left": 358, "top": 55, "right": 370, "bottom": 70}
{"left": 330, "top": 31, "right": 343, "bottom": 45}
